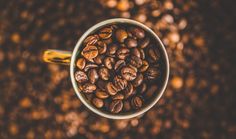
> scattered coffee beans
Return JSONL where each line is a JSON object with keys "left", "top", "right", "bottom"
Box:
{"left": 74, "top": 24, "right": 164, "bottom": 114}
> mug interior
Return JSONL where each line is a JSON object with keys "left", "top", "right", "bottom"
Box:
{"left": 70, "top": 18, "right": 169, "bottom": 119}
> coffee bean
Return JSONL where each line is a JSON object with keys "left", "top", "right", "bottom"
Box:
{"left": 108, "top": 44, "right": 118, "bottom": 55}
{"left": 139, "top": 37, "right": 150, "bottom": 48}
{"left": 125, "top": 38, "right": 138, "bottom": 48}
{"left": 81, "top": 83, "right": 96, "bottom": 93}
{"left": 123, "top": 83, "right": 134, "bottom": 99}
{"left": 146, "top": 67, "right": 160, "bottom": 80}
{"left": 145, "top": 85, "right": 158, "bottom": 98}
{"left": 121, "top": 66, "right": 137, "bottom": 81}
{"left": 132, "top": 74, "right": 143, "bottom": 87}
{"left": 115, "top": 29, "right": 128, "bottom": 43}
{"left": 131, "top": 96, "right": 143, "bottom": 109}
{"left": 139, "top": 60, "right": 149, "bottom": 72}
{"left": 76, "top": 58, "right": 86, "bottom": 70}
{"left": 75, "top": 71, "right": 88, "bottom": 83}
{"left": 128, "top": 64, "right": 138, "bottom": 73}
{"left": 94, "top": 55, "right": 104, "bottom": 65}
{"left": 97, "top": 41, "right": 107, "bottom": 54}
{"left": 113, "top": 76, "right": 127, "bottom": 91}
{"left": 88, "top": 69, "right": 98, "bottom": 84}
{"left": 92, "top": 97, "right": 104, "bottom": 108}
{"left": 129, "top": 27, "right": 145, "bottom": 39}
{"left": 109, "top": 100, "right": 123, "bottom": 113}
{"left": 139, "top": 48, "right": 145, "bottom": 59}
{"left": 99, "top": 67, "right": 110, "bottom": 80}
{"left": 148, "top": 47, "right": 160, "bottom": 61}
{"left": 104, "top": 57, "right": 115, "bottom": 70}
{"left": 85, "top": 94, "right": 93, "bottom": 102}
{"left": 83, "top": 35, "right": 99, "bottom": 45}
{"left": 131, "top": 48, "right": 141, "bottom": 58}
{"left": 84, "top": 63, "right": 98, "bottom": 72}
{"left": 112, "top": 93, "right": 124, "bottom": 100}
{"left": 97, "top": 79, "right": 107, "bottom": 91}
{"left": 139, "top": 83, "right": 147, "bottom": 94}
{"left": 117, "top": 48, "right": 130, "bottom": 60}
{"left": 95, "top": 90, "right": 109, "bottom": 99}
{"left": 98, "top": 27, "right": 113, "bottom": 39}
{"left": 114, "top": 60, "right": 126, "bottom": 71}
{"left": 103, "top": 37, "right": 113, "bottom": 44}
{"left": 81, "top": 45, "right": 98, "bottom": 61}
{"left": 128, "top": 55, "right": 143, "bottom": 68}
{"left": 106, "top": 82, "right": 118, "bottom": 96}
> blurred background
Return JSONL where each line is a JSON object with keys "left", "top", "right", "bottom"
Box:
{"left": 0, "top": 0, "right": 235, "bottom": 138}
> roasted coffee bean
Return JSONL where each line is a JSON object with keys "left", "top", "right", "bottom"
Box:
{"left": 81, "top": 45, "right": 98, "bottom": 61}
{"left": 128, "top": 64, "right": 138, "bottom": 73}
{"left": 124, "top": 101, "right": 131, "bottom": 111}
{"left": 145, "top": 85, "right": 158, "bottom": 98}
{"left": 139, "top": 60, "right": 149, "bottom": 72}
{"left": 146, "top": 67, "right": 160, "bottom": 80}
{"left": 131, "top": 96, "right": 143, "bottom": 109}
{"left": 103, "top": 37, "right": 113, "bottom": 44}
{"left": 108, "top": 44, "right": 118, "bottom": 55}
{"left": 117, "top": 48, "right": 130, "bottom": 60}
{"left": 148, "top": 47, "right": 160, "bottom": 61}
{"left": 75, "top": 71, "right": 88, "bottom": 83}
{"left": 112, "top": 93, "right": 124, "bottom": 100}
{"left": 131, "top": 48, "right": 141, "bottom": 58}
{"left": 129, "top": 27, "right": 145, "bottom": 39}
{"left": 104, "top": 57, "right": 115, "bottom": 70}
{"left": 114, "top": 60, "right": 126, "bottom": 71}
{"left": 109, "top": 100, "right": 123, "bottom": 113}
{"left": 95, "top": 90, "right": 109, "bottom": 99}
{"left": 115, "top": 29, "right": 128, "bottom": 43}
{"left": 139, "top": 37, "right": 150, "bottom": 48}
{"left": 84, "top": 63, "right": 98, "bottom": 72}
{"left": 139, "top": 83, "right": 147, "bottom": 94}
{"left": 123, "top": 83, "right": 134, "bottom": 99}
{"left": 92, "top": 98, "right": 104, "bottom": 108}
{"left": 125, "top": 38, "right": 138, "bottom": 48}
{"left": 106, "top": 82, "right": 118, "bottom": 96}
{"left": 76, "top": 58, "right": 86, "bottom": 70}
{"left": 81, "top": 83, "right": 96, "bottom": 93}
{"left": 88, "top": 69, "right": 98, "bottom": 84}
{"left": 139, "top": 48, "right": 145, "bottom": 59}
{"left": 83, "top": 35, "right": 99, "bottom": 45}
{"left": 99, "top": 67, "right": 110, "bottom": 80}
{"left": 97, "top": 79, "right": 107, "bottom": 91}
{"left": 85, "top": 94, "right": 93, "bottom": 102}
{"left": 98, "top": 27, "right": 113, "bottom": 39}
{"left": 121, "top": 66, "right": 137, "bottom": 81}
{"left": 132, "top": 74, "right": 143, "bottom": 87}
{"left": 129, "top": 55, "right": 143, "bottom": 68}
{"left": 97, "top": 41, "right": 107, "bottom": 54}
{"left": 94, "top": 55, "right": 104, "bottom": 65}
{"left": 113, "top": 76, "right": 127, "bottom": 91}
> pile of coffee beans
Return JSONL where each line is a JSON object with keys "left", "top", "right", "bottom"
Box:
{"left": 74, "top": 24, "right": 164, "bottom": 114}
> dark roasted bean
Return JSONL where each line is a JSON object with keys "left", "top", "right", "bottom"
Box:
{"left": 81, "top": 83, "right": 96, "bottom": 93}
{"left": 106, "top": 82, "right": 118, "bottom": 96}
{"left": 129, "top": 27, "right": 145, "bottom": 39}
{"left": 123, "top": 83, "right": 134, "bottom": 99}
{"left": 117, "top": 48, "right": 130, "bottom": 60}
{"left": 114, "top": 60, "right": 126, "bottom": 71}
{"left": 148, "top": 47, "right": 160, "bottom": 61}
{"left": 94, "top": 55, "right": 104, "bottom": 65}
{"left": 84, "top": 63, "right": 98, "bottom": 72}
{"left": 139, "top": 83, "right": 147, "bottom": 94}
{"left": 128, "top": 55, "right": 143, "bottom": 68}
{"left": 139, "top": 37, "right": 150, "bottom": 48}
{"left": 139, "top": 60, "right": 149, "bottom": 72}
{"left": 125, "top": 38, "right": 138, "bottom": 48}
{"left": 112, "top": 93, "right": 124, "bottom": 100}
{"left": 88, "top": 69, "right": 98, "bottom": 84}
{"left": 108, "top": 44, "right": 118, "bottom": 55}
{"left": 139, "top": 48, "right": 145, "bottom": 59}
{"left": 109, "top": 100, "right": 123, "bottom": 113}
{"left": 131, "top": 96, "right": 143, "bottom": 109}
{"left": 75, "top": 71, "right": 88, "bottom": 83}
{"left": 99, "top": 67, "right": 110, "bottom": 80}
{"left": 83, "top": 35, "right": 99, "bottom": 45}
{"left": 98, "top": 27, "right": 113, "bottom": 39}
{"left": 95, "top": 90, "right": 109, "bottom": 99}
{"left": 121, "top": 66, "right": 137, "bottom": 81}
{"left": 131, "top": 48, "right": 141, "bottom": 58}
{"left": 97, "top": 41, "right": 107, "bottom": 54}
{"left": 145, "top": 85, "right": 158, "bottom": 98}
{"left": 92, "top": 97, "right": 104, "bottom": 108}
{"left": 97, "top": 79, "right": 107, "bottom": 91}
{"left": 115, "top": 29, "right": 128, "bottom": 43}
{"left": 146, "top": 67, "right": 160, "bottom": 80}
{"left": 76, "top": 58, "right": 86, "bottom": 70}
{"left": 113, "top": 76, "right": 127, "bottom": 91}
{"left": 104, "top": 57, "right": 115, "bottom": 70}
{"left": 132, "top": 74, "right": 143, "bottom": 87}
{"left": 81, "top": 45, "right": 98, "bottom": 61}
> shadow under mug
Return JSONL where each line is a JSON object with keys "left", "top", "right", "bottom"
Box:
{"left": 43, "top": 18, "right": 169, "bottom": 119}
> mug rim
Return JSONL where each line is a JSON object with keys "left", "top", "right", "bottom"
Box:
{"left": 70, "top": 18, "right": 169, "bottom": 119}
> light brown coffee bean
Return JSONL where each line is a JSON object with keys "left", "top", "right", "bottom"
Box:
{"left": 84, "top": 63, "right": 98, "bottom": 72}
{"left": 112, "top": 93, "right": 124, "bottom": 100}
{"left": 88, "top": 69, "right": 98, "bottom": 84}
{"left": 99, "top": 67, "right": 110, "bottom": 80}
{"left": 123, "top": 83, "right": 134, "bottom": 99}
{"left": 81, "top": 83, "right": 96, "bottom": 93}
{"left": 97, "top": 41, "right": 107, "bottom": 54}
{"left": 131, "top": 96, "right": 143, "bottom": 109}
{"left": 114, "top": 60, "right": 126, "bottom": 71}
{"left": 75, "top": 71, "right": 88, "bottom": 83}
{"left": 148, "top": 47, "right": 160, "bottom": 61}
{"left": 132, "top": 74, "right": 143, "bottom": 87}
{"left": 109, "top": 100, "right": 123, "bottom": 113}
{"left": 129, "top": 27, "right": 145, "bottom": 39}
{"left": 121, "top": 66, "right": 137, "bottom": 81}
{"left": 98, "top": 27, "right": 113, "bottom": 39}
{"left": 106, "top": 82, "right": 118, "bottom": 96}
{"left": 108, "top": 44, "right": 118, "bottom": 55}
{"left": 115, "top": 29, "right": 128, "bottom": 43}
{"left": 139, "top": 37, "right": 150, "bottom": 48}
{"left": 146, "top": 67, "right": 160, "bottom": 80}
{"left": 83, "top": 35, "right": 99, "bottom": 45}
{"left": 76, "top": 58, "right": 86, "bottom": 70}
{"left": 92, "top": 97, "right": 104, "bottom": 108}
{"left": 139, "top": 60, "right": 149, "bottom": 72}
{"left": 125, "top": 38, "right": 138, "bottom": 48}
{"left": 117, "top": 48, "right": 130, "bottom": 60}
{"left": 104, "top": 57, "right": 115, "bottom": 70}
{"left": 81, "top": 45, "right": 98, "bottom": 61}
{"left": 113, "top": 76, "right": 127, "bottom": 91}
{"left": 131, "top": 48, "right": 141, "bottom": 58}
{"left": 129, "top": 55, "right": 143, "bottom": 68}
{"left": 94, "top": 55, "right": 104, "bottom": 65}
{"left": 95, "top": 90, "right": 109, "bottom": 99}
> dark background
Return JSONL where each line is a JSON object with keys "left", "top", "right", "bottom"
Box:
{"left": 0, "top": 0, "right": 235, "bottom": 138}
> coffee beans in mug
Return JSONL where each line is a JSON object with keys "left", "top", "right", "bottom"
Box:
{"left": 74, "top": 23, "right": 164, "bottom": 114}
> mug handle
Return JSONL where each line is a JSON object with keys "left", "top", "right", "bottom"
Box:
{"left": 43, "top": 49, "right": 72, "bottom": 65}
